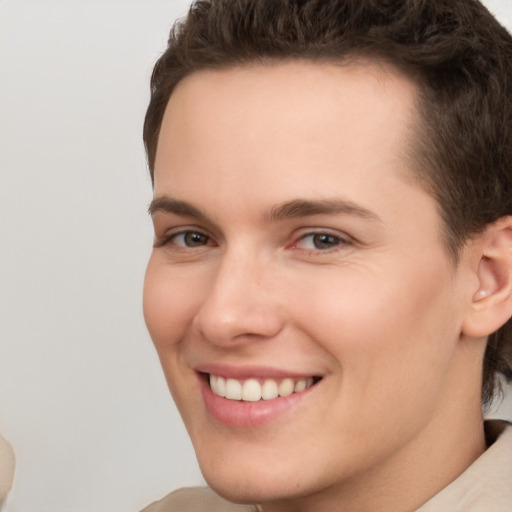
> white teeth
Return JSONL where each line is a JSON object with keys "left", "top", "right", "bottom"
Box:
{"left": 211, "top": 375, "right": 226, "bottom": 397}
{"left": 278, "top": 378, "right": 295, "bottom": 397}
{"left": 216, "top": 376, "right": 226, "bottom": 397}
{"left": 242, "top": 379, "right": 261, "bottom": 402}
{"left": 261, "top": 379, "right": 278, "bottom": 400}
{"left": 209, "top": 375, "right": 225, "bottom": 397}
{"left": 225, "top": 378, "right": 242, "bottom": 400}
{"left": 210, "top": 374, "right": 316, "bottom": 401}
{"left": 294, "top": 379, "right": 307, "bottom": 392}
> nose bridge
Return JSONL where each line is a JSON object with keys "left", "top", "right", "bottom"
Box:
{"left": 194, "top": 243, "right": 283, "bottom": 344}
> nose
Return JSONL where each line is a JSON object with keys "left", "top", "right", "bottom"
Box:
{"left": 193, "top": 250, "right": 285, "bottom": 346}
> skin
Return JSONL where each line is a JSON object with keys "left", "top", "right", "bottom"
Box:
{"left": 144, "top": 61, "right": 491, "bottom": 512}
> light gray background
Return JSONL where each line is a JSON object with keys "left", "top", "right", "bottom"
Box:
{"left": 0, "top": 1, "right": 511, "bottom": 511}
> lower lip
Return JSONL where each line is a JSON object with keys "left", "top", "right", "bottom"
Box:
{"left": 200, "top": 376, "right": 315, "bottom": 427}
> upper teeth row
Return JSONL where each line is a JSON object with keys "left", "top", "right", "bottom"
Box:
{"left": 209, "top": 375, "right": 315, "bottom": 402}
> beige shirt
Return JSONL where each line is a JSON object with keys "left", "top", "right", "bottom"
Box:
{"left": 142, "top": 421, "right": 512, "bottom": 512}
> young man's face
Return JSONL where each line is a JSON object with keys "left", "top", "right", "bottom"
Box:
{"left": 144, "top": 62, "right": 481, "bottom": 508}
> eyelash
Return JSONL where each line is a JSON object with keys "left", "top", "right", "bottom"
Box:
{"left": 155, "top": 229, "right": 215, "bottom": 249}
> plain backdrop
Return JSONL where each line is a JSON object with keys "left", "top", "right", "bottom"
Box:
{"left": 0, "top": 1, "right": 511, "bottom": 511}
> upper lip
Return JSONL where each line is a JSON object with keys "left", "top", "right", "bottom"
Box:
{"left": 194, "top": 363, "right": 322, "bottom": 380}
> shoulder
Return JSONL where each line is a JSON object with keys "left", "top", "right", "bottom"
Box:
{"left": 141, "top": 486, "right": 255, "bottom": 512}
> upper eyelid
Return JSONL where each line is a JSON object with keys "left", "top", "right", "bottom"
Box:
{"left": 293, "top": 227, "right": 353, "bottom": 241}
{"left": 155, "top": 223, "right": 214, "bottom": 238}
{"left": 151, "top": 211, "right": 218, "bottom": 236}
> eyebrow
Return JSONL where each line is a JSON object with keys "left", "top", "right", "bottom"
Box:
{"left": 148, "top": 196, "right": 381, "bottom": 223}
{"left": 266, "top": 198, "right": 381, "bottom": 223}
{"left": 148, "top": 197, "right": 208, "bottom": 220}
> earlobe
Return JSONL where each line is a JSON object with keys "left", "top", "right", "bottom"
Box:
{"left": 462, "top": 217, "right": 512, "bottom": 339}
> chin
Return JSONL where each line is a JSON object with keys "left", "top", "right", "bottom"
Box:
{"left": 204, "top": 474, "right": 299, "bottom": 505}
{"left": 197, "top": 451, "right": 326, "bottom": 506}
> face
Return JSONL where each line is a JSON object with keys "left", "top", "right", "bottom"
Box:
{"left": 144, "top": 61, "right": 478, "bottom": 508}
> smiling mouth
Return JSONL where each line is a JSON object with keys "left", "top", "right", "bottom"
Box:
{"left": 208, "top": 374, "right": 321, "bottom": 402}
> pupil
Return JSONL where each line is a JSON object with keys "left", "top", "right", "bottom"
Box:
{"left": 314, "top": 234, "right": 338, "bottom": 249}
{"left": 186, "top": 232, "right": 207, "bottom": 246}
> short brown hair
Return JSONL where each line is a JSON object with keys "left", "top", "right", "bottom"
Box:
{"left": 144, "top": 0, "right": 512, "bottom": 404}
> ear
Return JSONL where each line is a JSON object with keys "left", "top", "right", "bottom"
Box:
{"left": 462, "top": 216, "right": 512, "bottom": 338}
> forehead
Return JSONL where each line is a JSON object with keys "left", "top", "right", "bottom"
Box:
{"left": 154, "top": 60, "right": 423, "bottom": 213}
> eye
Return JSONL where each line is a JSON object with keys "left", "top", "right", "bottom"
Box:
{"left": 295, "top": 232, "right": 348, "bottom": 251}
{"left": 167, "top": 230, "right": 213, "bottom": 248}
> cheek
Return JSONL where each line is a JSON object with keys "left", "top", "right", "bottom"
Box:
{"left": 143, "top": 258, "right": 200, "bottom": 351}
{"left": 289, "top": 260, "right": 460, "bottom": 399}
{"left": 143, "top": 259, "right": 206, "bottom": 413}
